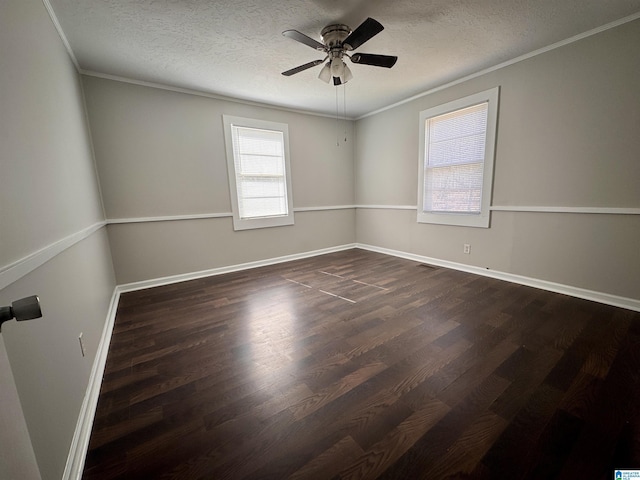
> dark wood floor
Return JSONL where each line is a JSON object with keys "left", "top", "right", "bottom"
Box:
{"left": 83, "top": 249, "right": 640, "bottom": 479}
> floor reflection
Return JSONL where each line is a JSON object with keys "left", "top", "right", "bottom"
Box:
{"left": 245, "top": 284, "right": 301, "bottom": 388}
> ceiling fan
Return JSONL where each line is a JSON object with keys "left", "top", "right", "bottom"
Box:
{"left": 281, "top": 17, "right": 398, "bottom": 85}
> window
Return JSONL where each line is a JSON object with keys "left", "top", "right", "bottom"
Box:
{"left": 223, "top": 115, "right": 294, "bottom": 231}
{"left": 417, "top": 87, "right": 499, "bottom": 228}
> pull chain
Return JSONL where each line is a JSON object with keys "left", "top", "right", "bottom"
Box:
{"left": 335, "top": 83, "right": 348, "bottom": 146}
{"left": 335, "top": 86, "right": 340, "bottom": 146}
{"left": 343, "top": 83, "right": 347, "bottom": 143}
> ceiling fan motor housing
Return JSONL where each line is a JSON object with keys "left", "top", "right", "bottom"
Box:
{"left": 321, "top": 24, "right": 352, "bottom": 55}
{"left": 281, "top": 18, "right": 397, "bottom": 81}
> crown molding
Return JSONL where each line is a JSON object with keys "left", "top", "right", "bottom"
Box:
{"left": 41, "top": 0, "right": 79, "bottom": 69}
{"left": 41, "top": 0, "right": 640, "bottom": 121}
{"left": 356, "top": 12, "right": 640, "bottom": 120}
{"left": 80, "top": 70, "right": 356, "bottom": 120}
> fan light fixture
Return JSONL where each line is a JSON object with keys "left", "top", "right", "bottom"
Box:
{"left": 319, "top": 57, "right": 353, "bottom": 84}
{"left": 282, "top": 17, "right": 395, "bottom": 143}
{"left": 282, "top": 18, "right": 397, "bottom": 86}
{"left": 318, "top": 62, "right": 331, "bottom": 82}
{"left": 330, "top": 57, "right": 344, "bottom": 78}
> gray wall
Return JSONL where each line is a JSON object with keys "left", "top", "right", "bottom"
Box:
{"left": 2, "top": 5, "right": 638, "bottom": 479}
{"left": 0, "top": 0, "right": 116, "bottom": 478}
{"left": 355, "top": 19, "right": 640, "bottom": 300}
{"left": 0, "top": 337, "right": 40, "bottom": 480}
{"left": 82, "top": 77, "right": 356, "bottom": 284}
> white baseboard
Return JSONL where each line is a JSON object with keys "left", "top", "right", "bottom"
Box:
{"left": 61, "top": 243, "right": 356, "bottom": 478}
{"left": 118, "top": 243, "right": 357, "bottom": 293}
{"left": 63, "top": 287, "right": 120, "bottom": 480}
{"left": 356, "top": 243, "right": 640, "bottom": 312}
{"left": 62, "top": 240, "right": 639, "bottom": 479}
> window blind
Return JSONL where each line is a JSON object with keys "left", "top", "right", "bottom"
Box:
{"left": 231, "top": 125, "right": 288, "bottom": 219}
{"left": 423, "top": 102, "right": 488, "bottom": 214}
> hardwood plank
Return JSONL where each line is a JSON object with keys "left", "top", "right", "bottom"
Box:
{"left": 288, "top": 361, "right": 388, "bottom": 420}
{"left": 375, "top": 373, "right": 511, "bottom": 479}
{"left": 336, "top": 398, "right": 451, "bottom": 480}
{"left": 82, "top": 249, "right": 640, "bottom": 480}
{"left": 288, "top": 436, "right": 365, "bottom": 480}
{"left": 421, "top": 411, "right": 508, "bottom": 479}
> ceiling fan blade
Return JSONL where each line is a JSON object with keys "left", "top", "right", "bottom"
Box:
{"left": 350, "top": 53, "right": 398, "bottom": 68}
{"left": 343, "top": 17, "right": 384, "bottom": 50}
{"left": 282, "top": 30, "right": 326, "bottom": 51}
{"left": 282, "top": 59, "right": 325, "bottom": 76}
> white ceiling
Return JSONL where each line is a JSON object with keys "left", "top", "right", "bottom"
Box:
{"left": 48, "top": 0, "right": 640, "bottom": 118}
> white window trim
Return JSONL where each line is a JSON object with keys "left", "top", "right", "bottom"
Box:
{"left": 223, "top": 115, "right": 295, "bottom": 231}
{"left": 417, "top": 87, "right": 499, "bottom": 228}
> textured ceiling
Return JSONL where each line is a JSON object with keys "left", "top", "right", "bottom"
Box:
{"left": 48, "top": 0, "right": 640, "bottom": 117}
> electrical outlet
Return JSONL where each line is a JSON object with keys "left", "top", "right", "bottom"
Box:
{"left": 78, "top": 333, "right": 85, "bottom": 357}
{"left": 463, "top": 244, "right": 471, "bottom": 254}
